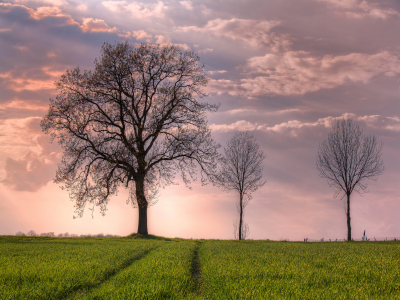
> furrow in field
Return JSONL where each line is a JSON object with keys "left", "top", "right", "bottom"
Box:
{"left": 0, "top": 237, "right": 164, "bottom": 300}
{"left": 71, "top": 241, "right": 200, "bottom": 299}
{"left": 191, "top": 241, "right": 202, "bottom": 293}
{"left": 64, "top": 244, "right": 164, "bottom": 300}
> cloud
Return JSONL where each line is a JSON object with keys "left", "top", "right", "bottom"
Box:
{"left": 102, "top": 1, "right": 167, "bottom": 20}
{"left": 118, "top": 29, "right": 152, "bottom": 40}
{"left": 317, "top": 0, "right": 400, "bottom": 19}
{"left": 0, "top": 3, "right": 78, "bottom": 25}
{"left": 210, "top": 120, "right": 263, "bottom": 132}
{"left": 180, "top": 0, "right": 193, "bottom": 10}
{"left": 208, "top": 51, "right": 400, "bottom": 97}
{"left": 210, "top": 113, "right": 400, "bottom": 134}
{"left": 0, "top": 99, "right": 48, "bottom": 111}
{"left": 206, "top": 70, "right": 226, "bottom": 75}
{"left": 155, "top": 35, "right": 190, "bottom": 51}
{"left": 1, "top": 151, "right": 56, "bottom": 192}
{"left": 131, "top": 30, "right": 152, "bottom": 40}
{"left": 179, "top": 18, "right": 288, "bottom": 49}
{"left": 76, "top": 3, "right": 88, "bottom": 11}
{"left": 15, "top": 0, "right": 68, "bottom": 6}
{"left": 0, "top": 117, "right": 61, "bottom": 192}
{"left": 80, "top": 18, "right": 117, "bottom": 33}
{"left": 0, "top": 66, "right": 63, "bottom": 92}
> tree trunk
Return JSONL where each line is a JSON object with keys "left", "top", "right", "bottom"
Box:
{"left": 239, "top": 193, "right": 243, "bottom": 241}
{"left": 136, "top": 177, "right": 148, "bottom": 235}
{"left": 347, "top": 193, "right": 351, "bottom": 241}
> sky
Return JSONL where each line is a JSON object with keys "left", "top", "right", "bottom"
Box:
{"left": 0, "top": 0, "right": 399, "bottom": 240}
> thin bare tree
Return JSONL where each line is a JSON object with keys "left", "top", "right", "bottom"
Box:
{"left": 316, "top": 118, "right": 384, "bottom": 241}
{"left": 41, "top": 42, "right": 220, "bottom": 235}
{"left": 217, "top": 132, "right": 266, "bottom": 240}
{"left": 233, "top": 220, "right": 250, "bottom": 240}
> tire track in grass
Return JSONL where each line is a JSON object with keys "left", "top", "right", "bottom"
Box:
{"left": 63, "top": 243, "right": 165, "bottom": 300}
{"left": 191, "top": 241, "right": 203, "bottom": 296}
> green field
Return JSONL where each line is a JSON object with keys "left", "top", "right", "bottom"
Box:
{"left": 1, "top": 236, "right": 399, "bottom": 299}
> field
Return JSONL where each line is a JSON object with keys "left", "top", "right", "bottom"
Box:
{"left": 1, "top": 236, "right": 400, "bottom": 299}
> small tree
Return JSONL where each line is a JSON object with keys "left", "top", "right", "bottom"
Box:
{"left": 317, "top": 118, "right": 384, "bottom": 241}
{"left": 217, "top": 132, "right": 266, "bottom": 240}
{"left": 41, "top": 42, "right": 219, "bottom": 235}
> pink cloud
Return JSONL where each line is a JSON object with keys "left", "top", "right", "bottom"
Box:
{"left": 102, "top": 1, "right": 167, "bottom": 20}
{"left": 179, "top": 18, "right": 289, "bottom": 50}
{"left": 0, "top": 99, "right": 48, "bottom": 111}
{"left": 180, "top": 0, "right": 193, "bottom": 10}
{"left": 15, "top": 0, "right": 68, "bottom": 6}
{"left": 210, "top": 113, "right": 400, "bottom": 134}
{"left": 0, "top": 66, "right": 64, "bottom": 92}
{"left": 155, "top": 35, "right": 190, "bottom": 50}
{"left": 80, "top": 18, "right": 117, "bottom": 33}
{"left": 1, "top": 151, "right": 56, "bottom": 192}
{"left": 0, "top": 3, "right": 78, "bottom": 25}
{"left": 317, "top": 0, "right": 400, "bottom": 19}
{"left": 0, "top": 117, "right": 61, "bottom": 192}
{"left": 209, "top": 51, "right": 400, "bottom": 97}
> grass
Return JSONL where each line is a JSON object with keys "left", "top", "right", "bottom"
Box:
{"left": 1, "top": 236, "right": 400, "bottom": 299}
{"left": 0, "top": 236, "right": 164, "bottom": 300}
{"left": 199, "top": 240, "right": 400, "bottom": 299}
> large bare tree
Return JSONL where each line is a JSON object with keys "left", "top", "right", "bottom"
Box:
{"left": 41, "top": 42, "right": 220, "bottom": 235}
{"left": 217, "top": 132, "right": 266, "bottom": 240}
{"left": 316, "top": 118, "right": 384, "bottom": 241}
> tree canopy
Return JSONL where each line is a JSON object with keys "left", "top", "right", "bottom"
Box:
{"left": 41, "top": 42, "right": 220, "bottom": 234}
{"left": 316, "top": 118, "right": 384, "bottom": 240}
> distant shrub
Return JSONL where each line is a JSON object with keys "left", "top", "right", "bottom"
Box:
{"left": 26, "top": 230, "right": 37, "bottom": 237}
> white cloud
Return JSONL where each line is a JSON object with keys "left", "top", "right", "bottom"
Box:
{"left": 80, "top": 18, "right": 117, "bottom": 33}
{"left": 179, "top": 18, "right": 288, "bottom": 50}
{"left": 317, "top": 0, "right": 400, "bottom": 19}
{"left": 209, "top": 51, "right": 400, "bottom": 97}
{"left": 102, "top": 1, "right": 167, "bottom": 20}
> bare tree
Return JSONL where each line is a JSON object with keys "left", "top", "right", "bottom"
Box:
{"left": 41, "top": 42, "right": 220, "bottom": 235}
{"left": 316, "top": 118, "right": 384, "bottom": 241}
{"left": 217, "top": 132, "right": 266, "bottom": 240}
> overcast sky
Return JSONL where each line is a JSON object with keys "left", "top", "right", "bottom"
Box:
{"left": 0, "top": 0, "right": 399, "bottom": 240}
